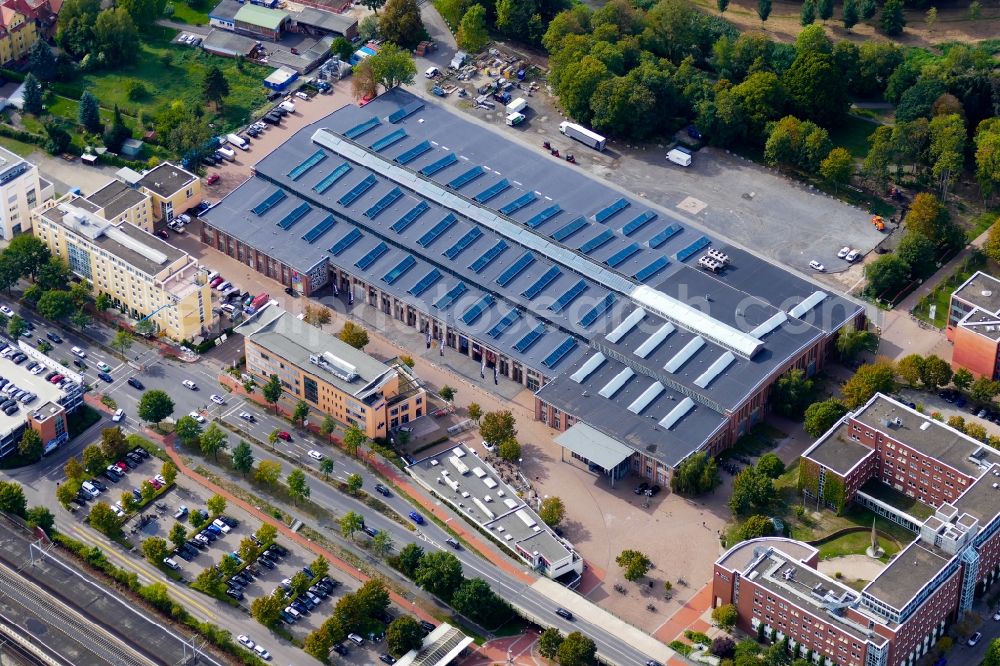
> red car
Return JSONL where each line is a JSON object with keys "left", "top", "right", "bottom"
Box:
{"left": 206, "top": 173, "right": 220, "bottom": 185}
{"left": 359, "top": 94, "right": 373, "bottom": 107}
{"left": 148, "top": 478, "right": 162, "bottom": 490}
{"left": 277, "top": 431, "right": 292, "bottom": 441}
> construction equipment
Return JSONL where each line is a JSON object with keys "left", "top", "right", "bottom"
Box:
{"left": 872, "top": 215, "right": 885, "bottom": 231}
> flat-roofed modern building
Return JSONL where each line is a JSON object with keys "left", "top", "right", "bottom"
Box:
{"left": 85, "top": 179, "right": 154, "bottom": 233}
{"left": 136, "top": 162, "right": 200, "bottom": 224}
{"left": 31, "top": 192, "right": 214, "bottom": 341}
{"left": 718, "top": 393, "right": 1000, "bottom": 666}
{"left": 235, "top": 307, "right": 426, "bottom": 438}
{"left": 946, "top": 271, "right": 1000, "bottom": 380}
{"left": 201, "top": 89, "right": 865, "bottom": 487}
{"left": 0, "top": 146, "right": 53, "bottom": 240}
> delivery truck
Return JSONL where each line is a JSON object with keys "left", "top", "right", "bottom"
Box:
{"left": 507, "top": 97, "right": 527, "bottom": 114}
{"left": 505, "top": 112, "right": 525, "bottom": 126}
{"left": 666, "top": 148, "right": 692, "bottom": 167}
{"left": 559, "top": 121, "right": 606, "bottom": 152}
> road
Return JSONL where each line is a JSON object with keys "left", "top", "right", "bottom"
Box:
{"left": 2, "top": 297, "right": 670, "bottom": 665}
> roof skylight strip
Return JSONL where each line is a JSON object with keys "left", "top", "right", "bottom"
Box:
{"left": 313, "top": 163, "right": 352, "bottom": 194}
{"left": 499, "top": 192, "right": 537, "bottom": 216}
{"left": 521, "top": 266, "right": 561, "bottom": 300}
{"left": 288, "top": 150, "right": 328, "bottom": 181}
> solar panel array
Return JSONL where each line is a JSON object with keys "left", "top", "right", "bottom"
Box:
{"left": 469, "top": 240, "right": 508, "bottom": 273}
{"left": 420, "top": 153, "right": 458, "bottom": 177}
{"left": 364, "top": 187, "right": 403, "bottom": 219}
{"left": 594, "top": 198, "right": 629, "bottom": 223}
{"left": 418, "top": 214, "right": 457, "bottom": 248}
{"left": 383, "top": 255, "right": 416, "bottom": 285}
{"left": 343, "top": 117, "right": 380, "bottom": 139}
{"left": 499, "top": 192, "right": 536, "bottom": 216}
{"left": 387, "top": 100, "right": 423, "bottom": 124}
{"left": 461, "top": 294, "right": 494, "bottom": 325}
{"left": 551, "top": 217, "right": 587, "bottom": 242}
{"left": 488, "top": 309, "right": 521, "bottom": 338}
{"left": 435, "top": 282, "right": 467, "bottom": 309}
{"left": 252, "top": 189, "right": 287, "bottom": 216}
{"left": 448, "top": 166, "right": 485, "bottom": 190}
{"left": 370, "top": 129, "right": 407, "bottom": 152}
{"left": 443, "top": 228, "right": 483, "bottom": 260}
{"left": 525, "top": 204, "right": 561, "bottom": 229}
{"left": 330, "top": 228, "right": 363, "bottom": 256}
{"left": 395, "top": 140, "right": 432, "bottom": 165}
{"left": 302, "top": 214, "right": 335, "bottom": 243}
{"left": 314, "top": 163, "right": 352, "bottom": 194}
{"left": 355, "top": 241, "right": 389, "bottom": 270}
{"left": 474, "top": 179, "right": 510, "bottom": 204}
{"left": 391, "top": 201, "right": 429, "bottom": 233}
{"left": 288, "top": 150, "right": 327, "bottom": 180}
{"left": 496, "top": 252, "right": 534, "bottom": 287}
{"left": 338, "top": 175, "right": 377, "bottom": 206}
{"left": 277, "top": 202, "right": 310, "bottom": 230}
{"left": 408, "top": 268, "right": 441, "bottom": 296}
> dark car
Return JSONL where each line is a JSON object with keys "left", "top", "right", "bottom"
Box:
{"left": 220, "top": 515, "right": 239, "bottom": 527}
{"left": 634, "top": 482, "right": 649, "bottom": 495}
{"left": 72, "top": 359, "right": 85, "bottom": 369}
{"left": 272, "top": 544, "right": 287, "bottom": 556}
{"left": 176, "top": 548, "right": 194, "bottom": 562}
{"left": 97, "top": 372, "right": 113, "bottom": 383}
{"left": 333, "top": 643, "right": 348, "bottom": 656}
{"left": 226, "top": 588, "right": 244, "bottom": 601}
{"left": 555, "top": 607, "right": 574, "bottom": 620}
{"left": 257, "top": 557, "right": 275, "bottom": 569}
{"left": 46, "top": 331, "right": 62, "bottom": 343}
{"left": 445, "top": 537, "right": 461, "bottom": 550}
{"left": 103, "top": 469, "right": 120, "bottom": 482}
{"left": 379, "top": 655, "right": 396, "bottom": 665}
{"left": 267, "top": 91, "right": 282, "bottom": 101}
{"left": 362, "top": 526, "right": 378, "bottom": 538}
{"left": 302, "top": 566, "right": 314, "bottom": 578}
{"left": 188, "top": 539, "right": 206, "bottom": 550}
{"left": 419, "top": 620, "right": 436, "bottom": 634}
{"left": 262, "top": 114, "right": 280, "bottom": 125}
{"left": 272, "top": 106, "right": 288, "bottom": 117}
{"left": 645, "top": 484, "right": 662, "bottom": 497}
{"left": 127, "top": 377, "right": 144, "bottom": 390}
{"left": 374, "top": 483, "right": 391, "bottom": 497}
{"left": 132, "top": 488, "right": 142, "bottom": 501}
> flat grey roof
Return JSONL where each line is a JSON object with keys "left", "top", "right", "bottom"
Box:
{"left": 86, "top": 180, "right": 146, "bottom": 220}
{"left": 853, "top": 394, "right": 1000, "bottom": 477}
{"left": 803, "top": 422, "right": 873, "bottom": 475}
{"left": 957, "top": 309, "right": 1000, "bottom": 340}
{"left": 293, "top": 6, "right": 356, "bottom": 33}
{"left": 953, "top": 271, "right": 1000, "bottom": 314}
{"left": 209, "top": 0, "right": 241, "bottom": 20}
{"left": 235, "top": 307, "right": 394, "bottom": 399}
{"left": 863, "top": 541, "right": 953, "bottom": 612}
{"left": 952, "top": 463, "right": 1000, "bottom": 525}
{"left": 202, "top": 28, "right": 258, "bottom": 56}
{"left": 138, "top": 162, "right": 196, "bottom": 198}
{"left": 555, "top": 423, "right": 633, "bottom": 470}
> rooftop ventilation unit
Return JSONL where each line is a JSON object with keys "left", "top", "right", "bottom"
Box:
{"left": 308, "top": 352, "right": 358, "bottom": 382}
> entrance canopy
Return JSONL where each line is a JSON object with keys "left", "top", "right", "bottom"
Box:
{"left": 555, "top": 422, "right": 634, "bottom": 471}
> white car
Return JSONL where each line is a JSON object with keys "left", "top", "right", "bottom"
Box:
{"left": 97, "top": 361, "right": 111, "bottom": 372}
{"left": 30, "top": 365, "right": 44, "bottom": 375}
{"left": 425, "top": 66, "right": 439, "bottom": 78}
{"left": 0, "top": 306, "right": 12, "bottom": 317}
{"left": 177, "top": 214, "right": 192, "bottom": 225}
{"left": 295, "top": 91, "right": 309, "bottom": 100}
{"left": 253, "top": 645, "right": 271, "bottom": 661}
{"left": 993, "top": 611, "right": 1000, "bottom": 621}
{"left": 210, "top": 394, "right": 226, "bottom": 405}
{"left": 189, "top": 411, "right": 206, "bottom": 424}
{"left": 809, "top": 260, "right": 825, "bottom": 272}
{"left": 71, "top": 346, "right": 86, "bottom": 358}
{"left": 482, "top": 440, "right": 495, "bottom": 453}
{"left": 239, "top": 411, "right": 255, "bottom": 422}
{"left": 307, "top": 450, "right": 324, "bottom": 461}
{"left": 846, "top": 250, "right": 860, "bottom": 262}
{"left": 182, "top": 380, "right": 197, "bottom": 390}
{"left": 237, "top": 635, "right": 255, "bottom": 649}
{"left": 837, "top": 246, "right": 850, "bottom": 259}
{"left": 113, "top": 408, "right": 124, "bottom": 423}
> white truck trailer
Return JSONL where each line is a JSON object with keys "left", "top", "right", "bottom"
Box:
{"left": 559, "top": 121, "right": 606, "bottom": 151}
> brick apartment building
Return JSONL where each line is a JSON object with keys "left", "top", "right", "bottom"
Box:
{"left": 946, "top": 271, "right": 1000, "bottom": 380}
{"left": 714, "top": 393, "right": 1000, "bottom": 666}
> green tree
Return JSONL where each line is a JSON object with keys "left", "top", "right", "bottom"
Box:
{"left": 37, "top": 290, "right": 75, "bottom": 321}
{"left": 206, "top": 494, "right": 226, "bottom": 517}
{"left": 6, "top": 315, "right": 26, "bottom": 342}
{"left": 498, "top": 438, "right": 521, "bottom": 462}
{"left": 954, "top": 368, "right": 974, "bottom": 391}
{"left": 255, "top": 459, "right": 282, "bottom": 486}
{"left": 201, "top": 65, "right": 230, "bottom": 110}
{"left": 435, "top": 0, "right": 468, "bottom": 27}
{"left": 101, "top": 426, "right": 129, "bottom": 460}
{"left": 897, "top": 232, "right": 936, "bottom": 279}
{"left": 0, "top": 481, "right": 26, "bottom": 517}
{"left": 860, "top": 0, "right": 876, "bottom": 18}
{"left": 800, "top": 0, "right": 815, "bottom": 25}
{"left": 320, "top": 415, "right": 337, "bottom": 443}
{"left": 438, "top": 385, "right": 456, "bottom": 402}
{"left": 7, "top": 234, "right": 50, "bottom": 281}
{"left": 287, "top": 469, "right": 309, "bottom": 504}
{"left": 970, "top": 377, "right": 1000, "bottom": 404}
{"left": 142, "top": 536, "right": 170, "bottom": 565}
{"left": 331, "top": 36, "right": 354, "bottom": 61}
{"left": 539, "top": 628, "right": 564, "bottom": 658}
{"left": 64, "top": 456, "right": 84, "bottom": 481}
{"left": 386, "top": 616, "right": 424, "bottom": 657}
{"left": 452, "top": 577, "right": 512, "bottom": 627}
{"left": 346, "top": 473, "right": 363, "bottom": 494}
{"left": 756, "top": 0, "right": 771, "bottom": 21}
{"left": 467, "top": 403, "right": 482, "bottom": 424}
{"left": 338, "top": 321, "right": 369, "bottom": 349}
{"left": 303, "top": 628, "right": 333, "bottom": 661}
{"left": 496, "top": 0, "right": 538, "bottom": 39}
{"left": 320, "top": 458, "right": 334, "bottom": 479}
{"left": 984, "top": 638, "right": 1000, "bottom": 666}
{"left": 820, "top": 147, "right": 854, "bottom": 191}
{"left": 757, "top": 453, "right": 785, "bottom": 479}
{"left": 262, "top": 374, "right": 282, "bottom": 413}
{"left": 415, "top": 551, "right": 464, "bottom": 601}
{"left": 864, "top": 254, "right": 911, "bottom": 300}
{"left": 199, "top": 423, "right": 228, "bottom": 461}
{"left": 56, "top": 481, "right": 78, "bottom": 508}
{"left": 457, "top": 4, "right": 488, "bottom": 52}
{"left": 817, "top": 0, "right": 832, "bottom": 20}
{"left": 397, "top": 543, "right": 424, "bottom": 577}
{"left": 28, "top": 40, "right": 56, "bottom": 81}
{"left": 539, "top": 496, "right": 566, "bottom": 526}
{"left": 803, "top": 399, "right": 848, "bottom": 437}
{"left": 256, "top": 523, "right": 277, "bottom": 545}
{"left": 929, "top": 113, "right": 965, "bottom": 200}
{"left": 189, "top": 510, "right": 207, "bottom": 529}
{"left": 343, "top": 425, "right": 366, "bottom": 455}
{"left": 22, "top": 73, "right": 43, "bottom": 115}
{"left": 339, "top": 511, "right": 363, "bottom": 539}
{"left": 921, "top": 355, "right": 952, "bottom": 388}
{"left": 18, "top": 428, "right": 43, "bottom": 461}
{"left": 94, "top": 7, "right": 139, "bottom": 66}
{"left": 169, "top": 522, "right": 187, "bottom": 549}
{"left": 896, "top": 354, "right": 925, "bottom": 386}
{"left": 712, "top": 604, "right": 739, "bottom": 630}
{"left": 842, "top": 361, "right": 897, "bottom": 408}
{"left": 174, "top": 415, "right": 202, "bottom": 447}
{"left": 78, "top": 91, "right": 102, "bottom": 133}
{"left": 43, "top": 120, "right": 72, "bottom": 155}
{"left": 57, "top": 0, "right": 99, "bottom": 54}
{"left": 251, "top": 589, "right": 285, "bottom": 626}
{"left": 378, "top": 0, "right": 423, "bottom": 49}
{"left": 480, "top": 410, "right": 516, "bottom": 447}
{"left": 368, "top": 42, "right": 416, "bottom": 92}
{"left": 770, "top": 368, "right": 815, "bottom": 419}
{"left": 119, "top": 0, "right": 167, "bottom": 27}
{"left": 137, "top": 390, "right": 174, "bottom": 425}
{"left": 141, "top": 479, "right": 157, "bottom": 502}
{"left": 729, "top": 466, "right": 776, "bottom": 517}
{"left": 82, "top": 444, "right": 106, "bottom": 476}
{"left": 232, "top": 441, "right": 254, "bottom": 477}
{"left": 103, "top": 104, "right": 132, "bottom": 154}
{"left": 292, "top": 400, "right": 310, "bottom": 426}
{"left": 89, "top": 502, "right": 121, "bottom": 536}
{"left": 97, "top": 293, "right": 112, "bottom": 313}
{"left": 782, "top": 53, "right": 849, "bottom": 127}
{"left": 360, "top": 0, "right": 386, "bottom": 12}
{"left": 26, "top": 506, "right": 54, "bottom": 532}
{"left": 372, "top": 530, "right": 393, "bottom": 557}
{"left": 616, "top": 549, "right": 652, "bottom": 582}
{"left": 734, "top": 514, "right": 775, "bottom": 542}
{"left": 113, "top": 330, "right": 134, "bottom": 356}
{"left": 558, "top": 632, "right": 597, "bottom": 666}
{"left": 879, "top": 0, "right": 905, "bottom": 35}
{"left": 670, "top": 451, "right": 720, "bottom": 495}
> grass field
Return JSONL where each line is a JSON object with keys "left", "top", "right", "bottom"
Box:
{"left": 816, "top": 531, "right": 901, "bottom": 562}
{"left": 830, "top": 114, "right": 877, "bottom": 159}
{"left": 170, "top": 1, "right": 210, "bottom": 25}
{"left": 912, "top": 250, "right": 987, "bottom": 328}
{"left": 860, "top": 479, "right": 934, "bottom": 520}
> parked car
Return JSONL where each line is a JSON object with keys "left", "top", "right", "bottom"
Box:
{"left": 127, "top": 377, "right": 144, "bottom": 390}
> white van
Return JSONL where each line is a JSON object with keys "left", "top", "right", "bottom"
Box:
{"left": 212, "top": 518, "right": 231, "bottom": 534}
{"left": 667, "top": 148, "right": 692, "bottom": 167}
{"left": 217, "top": 146, "right": 236, "bottom": 162}
{"left": 278, "top": 100, "right": 295, "bottom": 113}
{"left": 81, "top": 481, "right": 100, "bottom": 498}
{"left": 206, "top": 270, "right": 219, "bottom": 283}
{"left": 227, "top": 133, "right": 248, "bottom": 150}
{"left": 505, "top": 112, "right": 525, "bottom": 127}
{"left": 347, "top": 633, "right": 365, "bottom": 646}
{"left": 424, "top": 66, "right": 439, "bottom": 78}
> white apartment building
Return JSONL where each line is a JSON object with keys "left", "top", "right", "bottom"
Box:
{"left": 0, "top": 147, "right": 52, "bottom": 240}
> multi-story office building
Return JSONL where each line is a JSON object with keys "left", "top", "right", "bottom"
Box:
{"left": 0, "top": 146, "right": 52, "bottom": 241}
{"left": 715, "top": 393, "right": 1000, "bottom": 666}
{"left": 201, "top": 89, "right": 864, "bottom": 487}
{"left": 946, "top": 271, "right": 1000, "bottom": 380}
{"left": 235, "top": 307, "right": 426, "bottom": 438}
{"left": 137, "top": 162, "right": 200, "bottom": 223}
{"left": 31, "top": 191, "right": 214, "bottom": 341}
{"left": 85, "top": 179, "right": 154, "bottom": 233}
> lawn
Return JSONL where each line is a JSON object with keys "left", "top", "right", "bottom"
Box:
{"left": 829, "top": 114, "right": 878, "bottom": 159}
{"left": 69, "top": 28, "right": 270, "bottom": 133}
{"left": 170, "top": 1, "right": 210, "bottom": 25}
{"left": 0, "top": 134, "right": 40, "bottom": 158}
{"left": 860, "top": 479, "right": 934, "bottom": 520}
{"left": 816, "top": 530, "right": 901, "bottom": 562}
{"left": 912, "top": 250, "right": 987, "bottom": 328}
